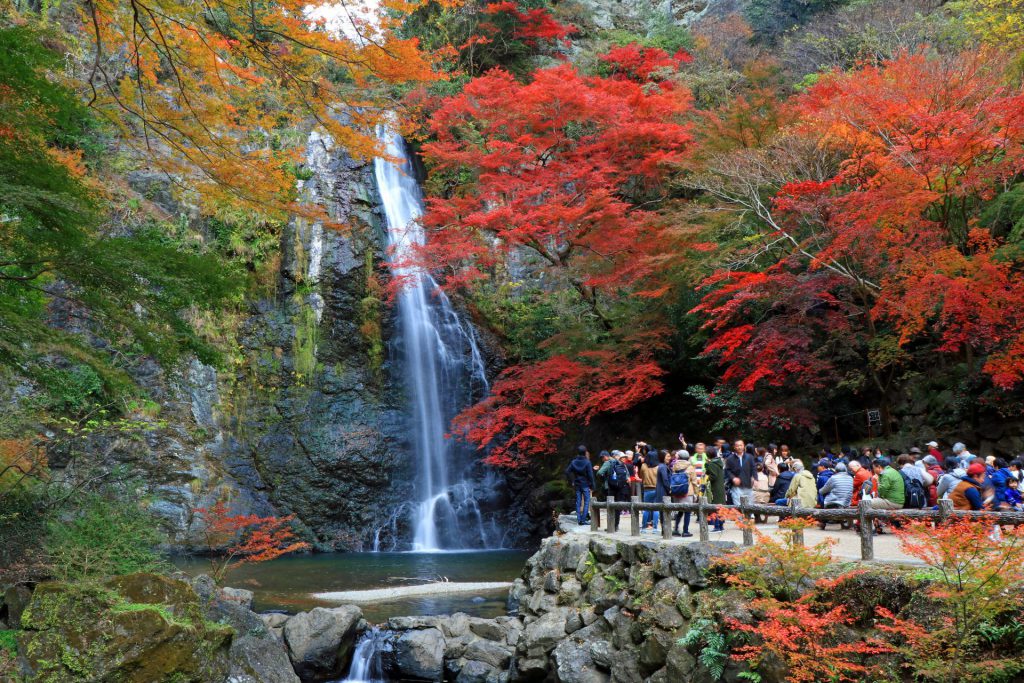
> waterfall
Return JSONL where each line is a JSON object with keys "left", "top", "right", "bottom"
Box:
{"left": 339, "top": 629, "right": 387, "bottom": 683}
{"left": 374, "top": 125, "right": 492, "bottom": 551}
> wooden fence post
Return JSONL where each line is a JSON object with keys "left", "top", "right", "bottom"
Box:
{"left": 937, "top": 499, "right": 953, "bottom": 526}
{"left": 789, "top": 499, "right": 804, "bottom": 547}
{"left": 605, "top": 496, "right": 616, "bottom": 533}
{"left": 858, "top": 499, "right": 874, "bottom": 561}
{"left": 590, "top": 498, "right": 599, "bottom": 532}
{"left": 630, "top": 496, "right": 641, "bottom": 537}
{"left": 740, "top": 494, "right": 754, "bottom": 547}
{"left": 662, "top": 497, "right": 673, "bottom": 540}
{"left": 698, "top": 495, "right": 710, "bottom": 543}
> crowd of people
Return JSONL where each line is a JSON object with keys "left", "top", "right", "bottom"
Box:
{"left": 564, "top": 435, "right": 1024, "bottom": 536}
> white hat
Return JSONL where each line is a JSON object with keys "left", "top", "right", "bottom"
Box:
{"left": 926, "top": 440, "right": 938, "bottom": 448}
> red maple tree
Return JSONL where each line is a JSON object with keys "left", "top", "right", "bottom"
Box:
{"left": 417, "top": 55, "right": 692, "bottom": 464}
{"left": 196, "top": 501, "right": 309, "bottom": 582}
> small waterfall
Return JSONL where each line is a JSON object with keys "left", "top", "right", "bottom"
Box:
{"left": 374, "top": 125, "right": 492, "bottom": 551}
{"left": 340, "top": 628, "right": 387, "bottom": 683}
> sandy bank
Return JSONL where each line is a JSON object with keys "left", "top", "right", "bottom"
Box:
{"left": 312, "top": 581, "right": 514, "bottom": 603}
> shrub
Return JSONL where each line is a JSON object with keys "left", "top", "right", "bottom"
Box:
{"left": 46, "top": 494, "right": 168, "bottom": 581}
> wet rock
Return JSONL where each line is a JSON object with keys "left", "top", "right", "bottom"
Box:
{"left": 468, "top": 617, "right": 508, "bottom": 642}
{"left": 283, "top": 605, "right": 362, "bottom": 679}
{"left": 457, "top": 658, "right": 509, "bottom": 683}
{"left": 666, "top": 642, "right": 697, "bottom": 680}
{"left": 393, "top": 627, "right": 445, "bottom": 680}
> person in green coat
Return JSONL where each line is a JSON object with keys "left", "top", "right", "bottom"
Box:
{"left": 871, "top": 457, "right": 905, "bottom": 509}
{"left": 705, "top": 449, "right": 727, "bottom": 531}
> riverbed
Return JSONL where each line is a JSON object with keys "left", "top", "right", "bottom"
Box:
{"left": 173, "top": 550, "right": 530, "bottom": 622}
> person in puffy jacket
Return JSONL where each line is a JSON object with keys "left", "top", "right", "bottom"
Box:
{"left": 786, "top": 461, "right": 818, "bottom": 508}
{"left": 565, "top": 445, "right": 596, "bottom": 525}
{"left": 849, "top": 460, "right": 872, "bottom": 506}
{"left": 818, "top": 462, "right": 854, "bottom": 529}
{"left": 991, "top": 458, "right": 1014, "bottom": 507}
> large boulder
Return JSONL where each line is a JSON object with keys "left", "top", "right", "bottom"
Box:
{"left": 520, "top": 607, "right": 569, "bottom": 658}
{"left": 189, "top": 574, "right": 299, "bottom": 683}
{"left": 392, "top": 627, "right": 445, "bottom": 681}
{"left": 283, "top": 605, "right": 363, "bottom": 680}
{"left": 17, "top": 575, "right": 232, "bottom": 683}
{"left": 552, "top": 623, "right": 611, "bottom": 683}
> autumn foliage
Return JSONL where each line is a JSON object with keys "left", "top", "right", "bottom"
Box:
{"left": 876, "top": 518, "right": 1024, "bottom": 682}
{"left": 196, "top": 501, "right": 309, "bottom": 582}
{"left": 690, "top": 49, "right": 1024, "bottom": 431}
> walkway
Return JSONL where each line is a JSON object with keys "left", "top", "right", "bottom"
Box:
{"left": 558, "top": 514, "right": 923, "bottom": 564}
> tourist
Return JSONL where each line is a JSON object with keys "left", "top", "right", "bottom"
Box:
{"left": 759, "top": 447, "right": 778, "bottom": 486}
{"left": 814, "top": 459, "right": 835, "bottom": 507}
{"left": 937, "top": 457, "right": 966, "bottom": 500}
{"left": 921, "top": 455, "right": 943, "bottom": 506}
{"left": 925, "top": 440, "right": 943, "bottom": 465}
{"left": 779, "top": 444, "right": 793, "bottom": 467}
{"left": 751, "top": 460, "right": 771, "bottom": 523}
{"left": 1010, "top": 458, "right": 1023, "bottom": 482}
{"left": 670, "top": 454, "right": 695, "bottom": 537}
{"left": 951, "top": 462, "right": 987, "bottom": 511}
{"left": 818, "top": 462, "right": 854, "bottom": 529}
{"left": 565, "top": 445, "right": 596, "bottom": 525}
{"left": 990, "top": 458, "right": 1014, "bottom": 507}
{"left": 849, "top": 460, "right": 872, "bottom": 506}
{"left": 870, "top": 457, "right": 905, "bottom": 510}
{"left": 690, "top": 443, "right": 708, "bottom": 498}
{"left": 952, "top": 442, "right": 975, "bottom": 466}
{"left": 770, "top": 462, "right": 794, "bottom": 506}
{"left": 706, "top": 448, "right": 727, "bottom": 532}
{"left": 726, "top": 439, "right": 756, "bottom": 506}
{"left": 1002, "top": 477, "right": 1023, "bottom": 510}
{"left": 595, "top": 451, "right": 612, "bottom": 499}
{"left": 786, "top": 460, "right": 818, "bottom": 508}
{"left": 639, "top": 446, "right": 660, "bottom": 532}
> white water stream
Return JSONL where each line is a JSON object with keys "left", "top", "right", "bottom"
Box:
{"left": 373, "top": 126, "right": 492, "bottom": 551}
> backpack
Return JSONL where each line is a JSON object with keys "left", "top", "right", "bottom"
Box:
{"left": 609, "top": 459, "right": 628, "bottom": 485}
{"left": 670, "top": 470, "right": 690, "bottom": 497}
{"left": 901, "top": 471, "right": 927, "bottom": 509}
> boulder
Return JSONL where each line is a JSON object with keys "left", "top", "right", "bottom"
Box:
{"left": 665, "top": 642, "right": 697, "bottom": 680}
{"left": 590, "top": 538, "right": 619, "bottom": 564}
{"left": 393, "top": 627, "right": 445, "bottom": 680}
{"left": 17, "top": 576, "right": 232, "bottom": 683}
{"left": 219, "top": 586, "right": 255, "bottom": 611}
{"left": 558, "top": 578, "right": 583, "bottom": 603}
{"left": 283, "top": 605, "right": 362, "bottom": 679}
{"left": 468, "top": 617, "right": 508, "bottom": 642}
{"left": 465, "top": 637, "right": 512, "bottom": 669}
{"left": 457, "top": 658, "right": 508, "bottom": 683}
{"left": 443, "top": 612, "right": 472, "bottom": 638}
{"left": 520, "top": 607, "right": 569, "bottom": 657}
{"left": 188, "top": 575, "right": 298, "bottom": 683}
{"left": 552, "top": 622, "right": 611, "bottom": 683}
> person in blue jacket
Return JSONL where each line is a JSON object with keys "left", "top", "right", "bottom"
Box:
{"left": 565, "top": 445, "right": 596, "bottom": 525}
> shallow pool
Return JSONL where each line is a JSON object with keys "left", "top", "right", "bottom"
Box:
{"left": 173, "top": 550, "right": 531, "bottom": 622}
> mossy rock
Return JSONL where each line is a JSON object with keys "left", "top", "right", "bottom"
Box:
{"left": 17, "top": 574, "right": 232, "bottom": 683}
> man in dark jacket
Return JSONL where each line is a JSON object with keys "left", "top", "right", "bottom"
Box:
{"left": 565, "top": 445, "right": 596, "bottom": 525}
{"left": 770, "top": 462, "right": 795, "bottom": 505}
{"left": 815, "top": 459, "right": 835, "bottom": 507}
{"left": 726, "top": 439, "right": 756, "bottom": 505}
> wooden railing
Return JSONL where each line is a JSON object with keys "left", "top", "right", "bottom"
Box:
{"left": 589, "top": 495, "right": 1024, "bottom": 561}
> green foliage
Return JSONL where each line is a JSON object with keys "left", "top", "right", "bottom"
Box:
{"left": 0, "top": 24, "right": 242, "bottom": 411}
{"left": 470, "top": 282, "right": 561, "bottom": 362}
{"left": 45, "top": 494, "right": 168, "bottom": 581}
{"left": 679, "top": 618, "right": 728, "bottom": 679}
{"left": 32, "top": 363, "right": 104, "bottom": 415}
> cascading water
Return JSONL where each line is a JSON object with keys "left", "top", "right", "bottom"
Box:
{"left": 339, "top": 628, "right": 387, "bottom": 683}
{"left": 374, "top": 125, "right": 495, "bottom": 551}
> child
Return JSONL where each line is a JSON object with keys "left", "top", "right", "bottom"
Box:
{"left": 1004, "top": 477, "right": 1023, "bottom": 510}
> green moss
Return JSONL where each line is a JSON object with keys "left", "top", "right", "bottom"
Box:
{"left": 359, "top": 247, "right": 384, "bottom": 378}
{"left": 292, "top": 302, "right": 319, "bottom": 379}
{"left": 0, "top": 629, "right": 17, "bottom": 655}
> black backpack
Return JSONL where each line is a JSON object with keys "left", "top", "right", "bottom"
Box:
{"left": 609, "top": 459, "right": 628, "bottom": 485}
{"left": 900, "top": 471, "right": 927, "bottom": 509}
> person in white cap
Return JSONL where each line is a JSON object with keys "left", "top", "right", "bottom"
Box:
{"left": 925, "top": 440, "right": 943, "bottom": 464}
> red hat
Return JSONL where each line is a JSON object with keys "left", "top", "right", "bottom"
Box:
{"left": 967, "top": 462, "right": 987, "bottom": 476}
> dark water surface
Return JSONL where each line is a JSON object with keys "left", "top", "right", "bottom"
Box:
{"left": 173, "top": 550, "right": 530, "bottom": 622}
